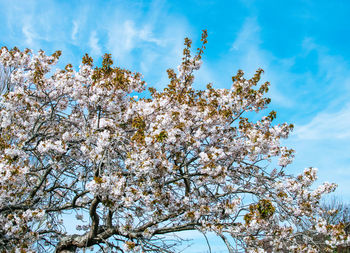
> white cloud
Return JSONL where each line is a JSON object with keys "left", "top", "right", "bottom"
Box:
{"left": 294, "top": 103, "right": 350, "bottom": 140}
{"left": 302, "top": 38, "right": 350, "bottom": 106}
{"left": 89, "top": 31, "right": 102, "bottom": 57}
{"left": 22, "top": 23, "right": 36, "bottom": 47}
{"left": 71, "top": 20, "right": 79, "bottom": 41}
{"left": 139, "top": 25, "right": 164, "bottom": 46}
{"left": 107, "top": 19, "right": 170, "bottom": 67}
{"left": 231, "top": 17, "right": 261, "bottom": 51}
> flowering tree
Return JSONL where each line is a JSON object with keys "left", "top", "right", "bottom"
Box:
{"left": 0, "top": 32, "right": 348, "bottom": 252}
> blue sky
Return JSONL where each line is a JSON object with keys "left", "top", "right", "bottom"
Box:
{"left": 1, "top": 0, "right": 350, "bottom": 250}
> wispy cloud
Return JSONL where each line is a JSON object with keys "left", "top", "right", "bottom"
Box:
{"left": 107, "top": 19, "right": 171, "bottom": 66}
{"left": 302, "top": 38, "right": 350, "bottom": 108}
{"left": 231, "top": 17, "right": 261, "bottom": 51}
{"left": 294, "top": 103, "right": 350, "bottom": 140}
{"left": 89, "top": 31, "right": 102, "bottom": 57}
{"left": 71, "top": 20, "right": 79, "bottom": 41}
{"left": 139, "top": 25, "right": 164, "bottom": 46}
{"left": 22, "top": 23, "right": 36, "bottom": 47}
